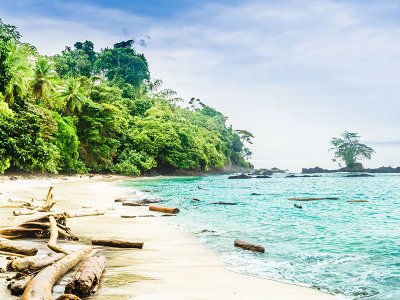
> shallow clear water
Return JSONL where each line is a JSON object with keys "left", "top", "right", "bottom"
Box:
{"left": 122, "top": 174, "right": 400, "bottom": 299}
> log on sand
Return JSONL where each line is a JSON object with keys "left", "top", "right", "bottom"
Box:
{"left": 55, "top": 295, "right": 81, "bottom": 300}
{"left": 7, "top": 274, "right": 35, "bottom": 296}
{"left": 64, "top": 255, "right": 106, "bottom": 296}
{"left": 120, "top": 215, "right": 155, "bottom": 218}
{"left": 92, "top": 239, "right": 143, "bottom": 249}
{"left": 149, "top": 206, "right": 180, "bottom": 214}
{"left": 21, "top": 246, "right": 92, "bottom": 300}
{"left": 288, "top": 197, "right": 339, "bottom": 201}
{"left": 64, "top": 210, "right": 105, "bottom": 218}
{"left": 47, "top": 216, "right": 70, "bottom": 255}
{"left": 0, "top": 239, "right": 38, "bottom": 256}
{"left": 8, "top": 253, "right": 65, "bottom": 272}
{"left": 234, "top": 239, "right": 265, "bottom": 253}
{"left": 13, "top": 209, "right": 36, "bottom": 216}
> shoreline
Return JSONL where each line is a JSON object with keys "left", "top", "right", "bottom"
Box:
{"left": 0, "top": 175, "right": 337, "bottom": 299}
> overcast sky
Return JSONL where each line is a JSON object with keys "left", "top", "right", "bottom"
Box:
{"left": 1, "top": 0, "right": 399, "bottom": 171}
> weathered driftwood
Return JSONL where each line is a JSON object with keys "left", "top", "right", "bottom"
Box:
{"left": 39, "top": 186, "right": 55, "bottom": 212}
{"left": 120, "top": 215, "right": 155, "bottom": 218}
{"left": 149, "top": 206, "right": 180, "bottom": 214}
{"left": 55, "top": 294, "right": 81, "bottom": 300}
{"left": 122, "top": 202, "right": 148, "bottom": 207}
{"left": 8, "top": 253, "right": 65, "bottom": 272}
{"left": 0, "top": 239, "right": 38, "bottom": 256}
{"left": 7, "top": 274, "right": 34, "bottom": 295}
{"left": 64, "top": 210, "right": 105, "bottom": 218}
{"left": 0, "top": 227, "right": 45, "bottom": 238}
{"left": 64, "top": 255, "right": 106, "bottom": 296}
{"left": 234, "top": 239, "right": 265, "bottom": 253}
{"left": 288, "top": 197, "right": 339, "bottom": 201}
{"left": 346, "top": 200, "right": 369, "bottom": 202}
{"left": 92, "top": 239, "right": 143, "bottom": 249}
{"left": 21, "top": 246, "right": 92, "bottom": 300}
{"left": 0, "top": 250, "right": 27, "bottom": 257}
{"left": 48, "top": 216, "right": 70, "bottom": 255}
{"left": 13, "top": 209, "right": 36, "bottom": 216}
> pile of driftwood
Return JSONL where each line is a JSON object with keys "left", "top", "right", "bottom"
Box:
{"left": 0, "top": 187, "right": 143, "bottom": 300}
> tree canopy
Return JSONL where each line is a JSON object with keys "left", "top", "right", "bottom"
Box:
{"left": 330, "top": 131, "right": 374, "bottom": 168}
{"left": 0, "top": 20, "right": 253, "bottom": 175}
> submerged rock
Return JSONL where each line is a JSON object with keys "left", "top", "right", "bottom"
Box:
{"left": 345, "top": 174, "right": 374, "bottom": 177}
{"left": 228, "top": 174, "right": 251, "bottom": 179}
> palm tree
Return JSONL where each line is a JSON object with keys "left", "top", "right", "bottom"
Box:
{"left": 59, "top": 77, "right": 87, "bottom": 115}
{"left": 3, "top": 40, "right": 32, "bottom": 105}
{"left": 32, "top": 57, "right": 56, "bottom": 100}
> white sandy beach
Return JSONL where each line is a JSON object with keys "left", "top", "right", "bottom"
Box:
{"left": 0, "top": 175, "right": 337, "bottom": 300}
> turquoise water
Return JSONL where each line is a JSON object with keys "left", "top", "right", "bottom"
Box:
{"left": 122, "top": 174, "right": 400, "bottom": 299}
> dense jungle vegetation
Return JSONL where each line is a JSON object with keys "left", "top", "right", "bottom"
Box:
{"left": 0, "top": 19, "right": 253, "bottom": 175}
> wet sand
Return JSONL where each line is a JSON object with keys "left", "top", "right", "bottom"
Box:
{"left": 0, "top": 175, "right": 337, "bottom": 300}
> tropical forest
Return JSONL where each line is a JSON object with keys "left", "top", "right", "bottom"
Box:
{"left": 0, "top": 19, "right": 252, "bottom": 175}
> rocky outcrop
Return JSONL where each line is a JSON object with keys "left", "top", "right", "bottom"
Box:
{"left": 302, "top": 166, "right": 400, "bottom": 174}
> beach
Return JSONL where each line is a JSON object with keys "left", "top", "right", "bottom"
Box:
{"left": 0, "top": 175, "right": 335, "bottom": 300}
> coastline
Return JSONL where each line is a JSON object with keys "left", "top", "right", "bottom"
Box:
{"left": 0, "top": 175, "right": 336, "bottom": 299}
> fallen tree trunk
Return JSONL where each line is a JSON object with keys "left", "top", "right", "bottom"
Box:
{"left": 0, "top": 239, "right": 38, "bottom": 256}
{"left": 64, "top": 255, "right": 106, "bottom": 296}
{"left": 0, "top": 227, "right": 45, "bottom": 238}
{"left": 55, "top": 294, "right": 81, "bottom": 300}
{"left": 8, "top": 253, "right": 65, "bottom": 272}
{"left": 7, "top": 274, "right": 34, "bottom": 296}
{"left": 48, "top": 216, "right": 70, "bottom": 255}
{"left": 234, "top": 239, "right": 265, "bottom": 253}
{"left": 149, "top": 206, "right": 180, "bottom": 214}
{"left": 288, "top": 197, "right": 339, "bottom": 201}
{"left": 92, "top": 239, "right": 143, "bottom": 249}
{"left": 122, "top": 202, "right": 148, "bottom": 207}
{"left": 64, "top": 210, "right": 105, "bottom": 218}
{"left": 13, "top": 209, "right": 36, "bottom": 216}
{"left": 120, "top": 215, "right": 155, "bottom": 218}
{"left": 21, "top": 246, "right": 92, "bottom": 300}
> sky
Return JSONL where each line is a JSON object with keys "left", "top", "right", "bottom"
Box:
{"left": 1, "top": 0, "right": 399, "bottom": 171}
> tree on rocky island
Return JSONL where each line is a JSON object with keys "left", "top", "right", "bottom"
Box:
{"left": 330, "top": 131, "right": 374, "bottom": 168}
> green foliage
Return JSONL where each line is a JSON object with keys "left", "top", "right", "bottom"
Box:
{"left": 330, "top": 131, "right": 375, "bottom": 168}
{"left": 0, "top": 19, "right": 252, "bottom": 175}
{"left": 95, "top": 42, "right": 150, "bottom": 88}
{"left": 52, "top": 112, "right": 81, "bottom": 172}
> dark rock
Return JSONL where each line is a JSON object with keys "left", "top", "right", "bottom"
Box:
{"left": 251, "top": 193, "right": 262, "bottom": 196}
{"left": 228, "top": 174, "right": 251, "bottom": 179}
{"left": 255, "top": 175, "right": 271, "bottom": 178}
{"left": 345, "top": 174, "right": 374, "bottom": 177}
{"left": 192, "top": 198, "right": 201, "bottom": 201}
{"left": 294, "top": 204, "right": 303, "bottom": 209}
{"left": 212, "top": 201, "right": 238, "bottom": 205}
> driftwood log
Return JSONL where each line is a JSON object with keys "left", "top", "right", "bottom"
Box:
{"left": 149, "top": 206, "right": 180, "bottom": 214}
{"left": 0, "top": 239, "right": 38, "bottom": 256}
{"left": 8, "top": 253, "right": 65, "bottom": 272}
{"left": 234, "top": 239, "right": 265, "bottom": 253}
{"left": 120, "top": 215, "right": 155, "bottom": 218}
{"left": 92, "top": 239, "right": 143, "bottom": 249}
{"left": 13, "top": 209, "right": 36, "bottom": 216}
{"left": 64, "top": 210, "right": 105, "bottom": 218}
{"left": 55, "top": 294, "right": 81, "bottom": 300}
{"left": 288, "top": 197, "right": 339, "bottom": 201}
{"left": 47, "top": 216, "right": 70, "bottom": 254}
{"left": 21, "top": 246, "right": 92, "bottom": 300}
{"left": 7, "top": 274, "right": 34, "bottom": 296}
{"left": 64, "top": 255, "right": 106, "bottom": 296}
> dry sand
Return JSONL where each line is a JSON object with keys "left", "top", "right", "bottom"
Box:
{"left": 0, "top": 175, "right": 339, "bottom": 300}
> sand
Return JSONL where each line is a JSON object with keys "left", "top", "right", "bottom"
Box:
{"left": 0, "top": 175, "right": 339, "bottom": 300}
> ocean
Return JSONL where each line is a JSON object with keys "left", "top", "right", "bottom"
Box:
{"left": 122, "top": 173, "right": 400, "bottom": 299}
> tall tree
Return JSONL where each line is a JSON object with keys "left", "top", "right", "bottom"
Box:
{"left": 330, "top": 131, "right": 374, "bottom": 168}
{"left": 95, "top": 41, "right": 150, "bottom": 88}
{"left": 60, "top": 77, "right": 87, "bottom": 115}
{"left": 3, "top": 40, "right": 32, "bottom": 105}
{"left": 32, "top": 57, "right": 57, "bottom": 100}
